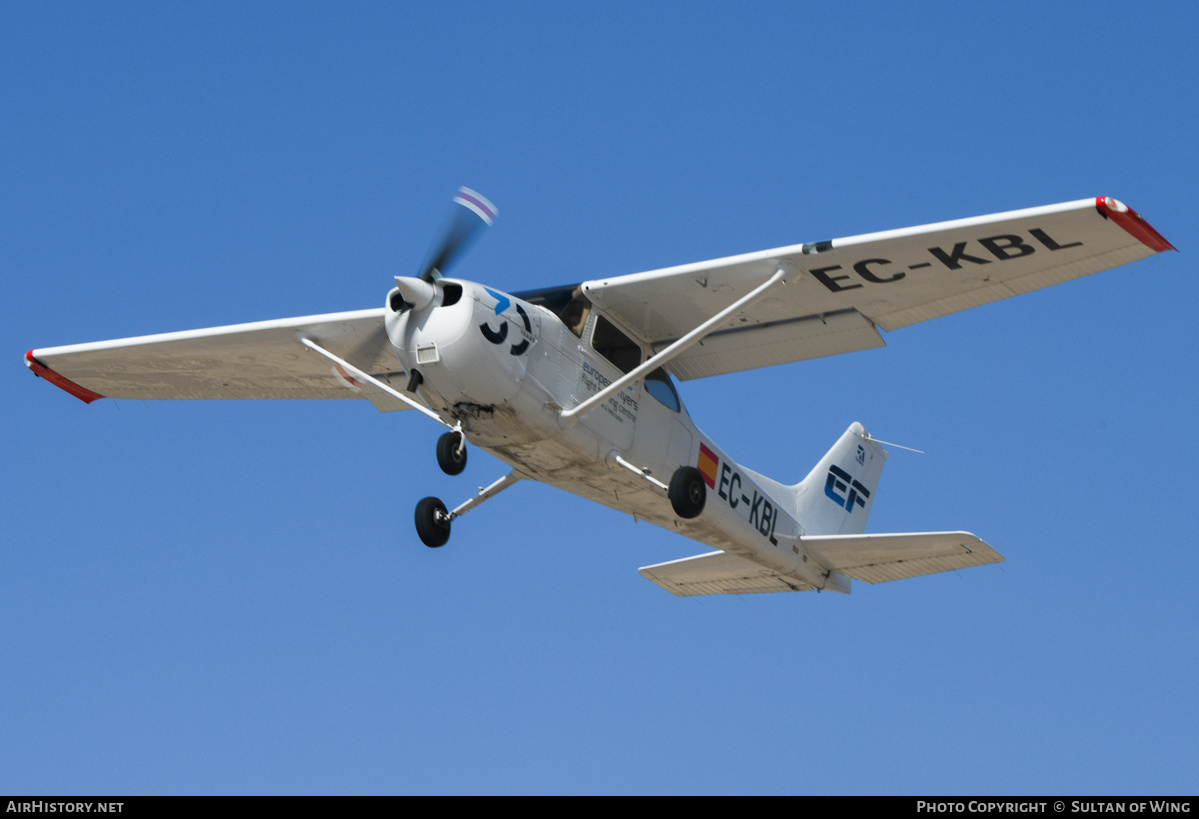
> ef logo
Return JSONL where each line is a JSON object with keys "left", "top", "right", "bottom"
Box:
{"left": 825, "top": 465, "right": 870, "bottom": 513}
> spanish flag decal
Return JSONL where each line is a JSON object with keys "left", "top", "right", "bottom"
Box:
{"left": 697, "top": 443, "right": 719, "bottom": 489}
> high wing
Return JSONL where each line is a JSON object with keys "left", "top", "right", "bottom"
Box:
{"left": 583, "top": 197, "right": 1175, "bottom": 380}
{"left": 25, "top": 308, "right": 413, "bottom": 411}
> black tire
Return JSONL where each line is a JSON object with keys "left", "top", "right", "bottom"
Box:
{"left": 415, "top": 497, "right": 451, "bottom": 547}
{"left": 668, "top": 466, "right": 707, "bottom": 519}
{"left": 436, "top": 431, "right": 468, "bottom": 476}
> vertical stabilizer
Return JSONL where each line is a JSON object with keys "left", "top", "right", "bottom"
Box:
{"left": 791, "top": 422, "right": 888, "bottom": 535}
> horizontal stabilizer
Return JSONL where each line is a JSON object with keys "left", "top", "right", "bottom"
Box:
{"left": 639, "top": 551, "right": 818, "bottom": 597}
{"left": 802, "top": 531, "right": 1002, "bottom": 584}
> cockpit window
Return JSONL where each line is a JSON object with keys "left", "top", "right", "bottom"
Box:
{"left": 644, "top": 367, "right": 681, "bottom": 412}
{"left": 591, "top": 316, "right": 641, "bottom": 374}
{"left": 513, "top": 283, "right": 591, "bottom": 338}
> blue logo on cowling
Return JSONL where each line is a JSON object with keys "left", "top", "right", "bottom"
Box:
{"left": 479, "top": 291, "right": 532, "bottom": 356}
{"left": 484, "top": 288, "right": 511, "bottom": 315}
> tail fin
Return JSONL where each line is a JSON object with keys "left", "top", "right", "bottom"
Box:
{"left": 791, "top": 422, "right": 888, "bottom": 535}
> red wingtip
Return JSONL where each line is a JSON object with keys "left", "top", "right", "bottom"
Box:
{"left": 1096, "top": 196, "right": 1177, "bottom": 253}
{"left": 25, "top": 350, "right": 106, "bottom": 404}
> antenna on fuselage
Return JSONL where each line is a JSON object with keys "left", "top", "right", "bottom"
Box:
{"left": 862, "top": 432, "right": 925, "bottom": 454}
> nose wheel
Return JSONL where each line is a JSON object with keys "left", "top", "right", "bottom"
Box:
{"left": 436, "top": 430, "right": 468, "bottom": 475}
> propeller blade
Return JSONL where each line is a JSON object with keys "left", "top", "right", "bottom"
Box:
{"left": 417, "top": 187, "right": 497, "bottom": 282}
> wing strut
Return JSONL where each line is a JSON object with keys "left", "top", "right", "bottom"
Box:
{"left": 298, "top": 337, "right": 449, "bottom": 427}
{"left": 608, "top": 450, "right": 669, "bottom": 491}
{"left": 447, "top": 470, "right": 523, "bottom": 520}
{"left": 558, "top": 262, "right": 795, "bottom": 426}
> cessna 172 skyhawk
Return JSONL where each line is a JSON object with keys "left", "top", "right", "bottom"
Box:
{"left": 25, "top": 191, "right": 1175, "bottom": 596}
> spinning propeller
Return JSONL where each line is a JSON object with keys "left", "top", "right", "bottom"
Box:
{"left": 339, "top": 187, "right": 498, "bottom": 374}
{"left": 390, "top": 187, "right": 498, "bottom": 312}
{"left": 416, "top": 187, "right": 498, "bottom": 283}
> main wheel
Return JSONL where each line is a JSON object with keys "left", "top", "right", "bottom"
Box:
{"left": 415, "top": 497, "right": 451, "bottom": 547}
{"left": 436, "top": 431, "right": 468, "bottom": 475}
{"left": 668, "top": 466, "right": 707, "bottom": 519}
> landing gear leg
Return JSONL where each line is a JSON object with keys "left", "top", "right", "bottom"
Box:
{"left": 412, "top": 471, "right": 523, "bottom": 548}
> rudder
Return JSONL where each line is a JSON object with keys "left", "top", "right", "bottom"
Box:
{"left": 791, "top": 422, "right": 888, "bottom": 536}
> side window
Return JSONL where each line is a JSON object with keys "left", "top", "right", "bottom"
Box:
{"left": 591, "top": 316, "right": 641, "bottom": 374}
{"left": 644, "top": 367, "right": 680, "bottom": 412}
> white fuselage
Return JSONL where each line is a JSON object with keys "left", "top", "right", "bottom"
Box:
{"left": 385, "top": 278, "right": 835, "bottom": 591}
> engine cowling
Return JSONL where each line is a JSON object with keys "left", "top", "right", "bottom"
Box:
{"left": 385, "top": 278, "right": 538, "bottom": 408}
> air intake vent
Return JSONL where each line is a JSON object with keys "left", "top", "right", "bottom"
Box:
{"left": 416, "top": 344, "right": 440, "bottom": 365}
{"left": 440, "top": 283, "right": 463, "bottom": 306}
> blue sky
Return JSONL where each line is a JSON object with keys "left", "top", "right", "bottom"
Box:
{"left": 4, "top": 2, "right": 1196, "bottom": 794}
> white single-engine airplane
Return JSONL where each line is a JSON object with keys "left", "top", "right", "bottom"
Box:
{"left": 26, "top": 191, "right": 1175, "bottom": 596}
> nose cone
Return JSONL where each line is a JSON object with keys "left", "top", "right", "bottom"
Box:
{"left": 392, "top": 277, "right": 437, "bottom": 311}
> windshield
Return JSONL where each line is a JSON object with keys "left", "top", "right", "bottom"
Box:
{"left": 513, "top": 283, "right": 591, "bottom": 338}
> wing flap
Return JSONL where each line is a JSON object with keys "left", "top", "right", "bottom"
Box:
{"left": 27, "top": 308, "right": 408, "bottom": 407}
{"left": 802, "top": 531, "right": 1003, "bottom": 584}
{"left": 656, "top": 308, "right": 885, "bottom": 381}
{"left": 584, "top": 197, "right": 1173, "bottom": 379}
{"left": 639, "top": 551, "right": 816, "bottom": 596}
